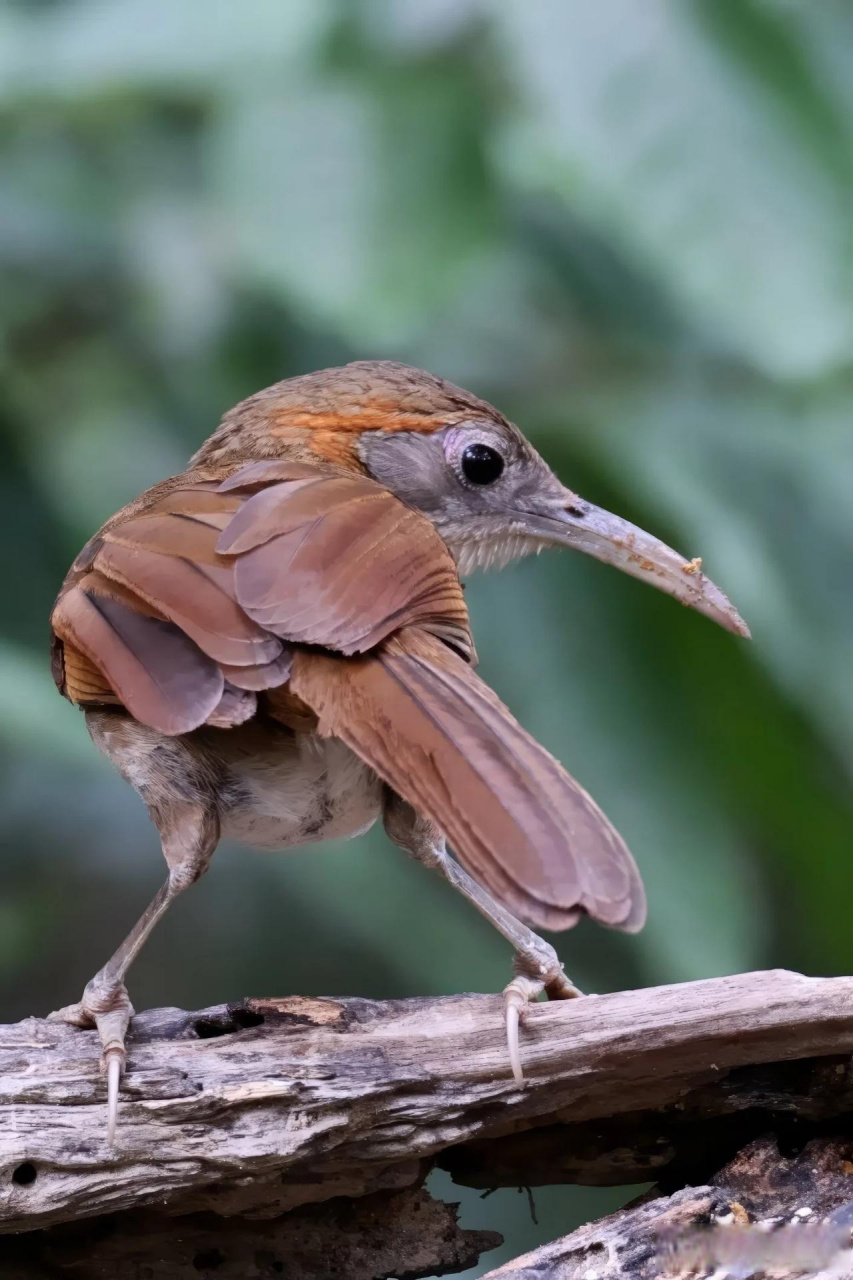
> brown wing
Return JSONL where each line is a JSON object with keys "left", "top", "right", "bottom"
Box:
{"left": 290, "top": 626, "right": 645, "bottom": 933}
{"left": 217, "top": 464, "right": 471, "bottom": 656}
{"left": 53, "top": 571, "right": 227, "bottom": 735}
{"left": 51, "top": 461, "right": 472, "bottom": 735}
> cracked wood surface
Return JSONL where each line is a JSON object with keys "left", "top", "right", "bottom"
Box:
{"left": 0, "top": 1186, "right": 502, "bottom": 1280}
{"left": 482, "top": 1135, "right": 853, "bottom": 1278}
{"left": 2, "top": 969, "right": 853, "bottom": 1234}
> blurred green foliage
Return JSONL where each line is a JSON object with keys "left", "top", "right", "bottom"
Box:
{"left": 2, "top": 0, "right": 852, "bottom": 1272}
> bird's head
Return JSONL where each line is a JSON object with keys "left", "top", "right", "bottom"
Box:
{"left": 197, "top": 360, "right": 749, "bottom": 637}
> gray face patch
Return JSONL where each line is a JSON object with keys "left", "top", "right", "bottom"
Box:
{"left": 358, "top": 421, "right": 571, "bottom": 571}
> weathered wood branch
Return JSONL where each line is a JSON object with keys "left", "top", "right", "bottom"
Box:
{"left": 1, "top": 1186, "right": 501, "bottom": 1280}
{"left": 3, "top": 969, "right": 853, "bottom": 1240}
{"left": 482, "top": 1134, "right": 853, "bottom": 1279}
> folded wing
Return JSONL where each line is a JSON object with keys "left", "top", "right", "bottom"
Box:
{"left": 51, "top": 461, "right": 472, "bottom": 734}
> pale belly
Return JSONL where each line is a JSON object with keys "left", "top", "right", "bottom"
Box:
{"left": 217, "top": 732, "right": 384, "bottom": 851}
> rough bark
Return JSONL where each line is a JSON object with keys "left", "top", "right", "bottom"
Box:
{"left": 482, "top": 1134, "right": 853, "bottom": 1278}
{"left": 0, "top": 1186, "right": 500, "bottom": 1280}
{"left": 441, "top": 1052, "right": 853, "bottom": 1190}
{"left": 3, "top": 969, "right": 853, "bottom": 1276}
{"left": 3, "top": 970, "right": 853, "bottom": 1232}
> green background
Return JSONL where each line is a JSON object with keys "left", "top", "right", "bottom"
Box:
{"left": 2, "top": 1, "right": 852, "bottom": 1272}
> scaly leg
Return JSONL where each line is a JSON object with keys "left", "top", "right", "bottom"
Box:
{"left": 50, "top": 711, "right": 220, "bottom": 1142}
{"left": 384, "top": 791, "right": 582, "bottom": 1085}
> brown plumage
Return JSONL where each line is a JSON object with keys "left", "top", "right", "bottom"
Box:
{"left": 49, "top": 360, "right": 749, "bottom": 1140}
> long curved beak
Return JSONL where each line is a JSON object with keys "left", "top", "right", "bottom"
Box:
{"left": 525, "top": 497, "right": 750, "bottom": 638}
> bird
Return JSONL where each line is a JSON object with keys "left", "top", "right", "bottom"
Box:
{"left": 49, "top": 360, "right": 749, "bottom": 1141}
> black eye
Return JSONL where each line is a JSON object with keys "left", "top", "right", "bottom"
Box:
{"left": 461, "top": 443, "right": 504, "bottom": 485}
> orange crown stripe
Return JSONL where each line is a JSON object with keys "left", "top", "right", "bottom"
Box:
{"left": 271, "top": 408, "right": 443, "bottom": 435}
{"left": 307, "top": 431, "right": 366, "bottom": 469}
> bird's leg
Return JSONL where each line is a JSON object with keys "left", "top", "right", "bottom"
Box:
{"left": 51, "top": 803, "right": 218, "bottom": 1142}
{"left": 384, "top": 791, "right": 581, "bottom": 1086}
{"left": 50, "top": 851, "right": 213, "bottom": 1140}
{"left": 49, "top": 798, "right": 219, "bottom": 1141}
{"left": 50, "top": 711, "right": 220, "bottom": 1141}
{"left": 51, "top": 878, "right": 170, "bottom": 1141}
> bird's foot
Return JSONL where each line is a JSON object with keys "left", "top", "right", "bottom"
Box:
{"left": 503, "top": 951, "right": 582, "bottom": 1087}
{"left": 49, "top": 979, "right": 134, "bottom": 1144}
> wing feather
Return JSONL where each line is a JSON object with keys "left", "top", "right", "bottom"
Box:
{"left": 290, "top": 626, "right": 645, "bottom": 933}
{"left": 51, "top": 461, "right": 473, "bottom": 727}
{"left": 221, "top": 478, "right": 471, "bottom": 658}
{"left": 52, "top": 574, "right": 223, "bottom": 734}
{"left": 95, "top": 538, "right": 282, "bottom": 666}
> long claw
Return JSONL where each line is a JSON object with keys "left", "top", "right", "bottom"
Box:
{"left": 503, "top": 974, "right": 545, "bottom": 1087}
{"left": 503, "top": 964, "right": 583, "bottom": 1087}
{"left": 96, "top": 1001, "right": 132, "bottom": 1145}
{"left": 505, "top": 996, "right": 524, "bottom": 1086}
{"left": 105, "top": 1050, "right": 123, "bottom": 1146}
{"left": 47, "top": 979, "right": 134, "bottom": 1141}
